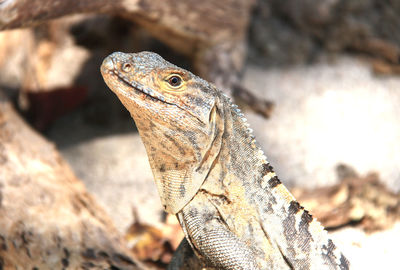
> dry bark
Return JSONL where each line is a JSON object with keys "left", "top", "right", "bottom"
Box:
{"left": 292, "top": 172, "right": 400, "bottom": 232}
{"left": 0, "top": 92, "right": 145, "bottom": 269}
{"left": 0, "top": 0, "right": 253, "bottom": 77}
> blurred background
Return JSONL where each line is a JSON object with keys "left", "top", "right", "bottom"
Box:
{"left": 0, "top": 0, "right": 399, "bottom": 269}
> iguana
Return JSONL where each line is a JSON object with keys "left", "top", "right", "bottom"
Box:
{"left": 100, "top": 51, "right": 350, "bottom": 270}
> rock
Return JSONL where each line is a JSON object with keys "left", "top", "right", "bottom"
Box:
{"left": 244, "top": 55, "right": 400, "bottom": 191}
{"left": 250, "top": 0, "right": 400, "bottom": 66}
{"left": 330, "top": 222, "right": 400, "bottom": 269}
{"left": 0, "top": 92, "right": 144, "bottom": 269}
{"left": 54, "top": 132, "right": 161, "bottom": 232}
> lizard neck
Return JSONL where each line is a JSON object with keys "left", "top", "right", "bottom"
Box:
{"left": 222, "top": 97, "right": 267, "bottom": 183}
{"left": 202, "top": 95, "right": 269, "bottom": 193}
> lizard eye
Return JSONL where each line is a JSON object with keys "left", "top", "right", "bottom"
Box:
{"left": 122, "top": 63, "right": 132, "bottom": 72}
{"left": 167, "top": 75, "right": 183, "bottom": 88}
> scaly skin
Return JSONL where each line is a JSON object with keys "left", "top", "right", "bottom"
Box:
{"left": 101, "top": 51, "right": 350, "bottom": 270}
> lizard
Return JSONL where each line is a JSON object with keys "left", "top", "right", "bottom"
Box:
{"left": 100, "top": 51, "right": 350, "bottom": 270}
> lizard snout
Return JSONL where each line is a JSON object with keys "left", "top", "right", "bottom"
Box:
{"left": 101, "top": 56, "right": 115, "bottom": 73}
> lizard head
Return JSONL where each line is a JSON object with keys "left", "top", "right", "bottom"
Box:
{"left": 101, "top": 51, "right": 224, "bottom": 214}
{"left": 101, "top": 51, "right": 216, "bottom": 125}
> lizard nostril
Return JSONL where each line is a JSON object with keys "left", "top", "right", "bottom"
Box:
{"left": 122, "top": 63, "right": 132, "bottom": 73}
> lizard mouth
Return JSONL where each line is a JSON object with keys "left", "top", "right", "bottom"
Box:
{"left": 113, "top": 70, "right": 169, "bottom": 104}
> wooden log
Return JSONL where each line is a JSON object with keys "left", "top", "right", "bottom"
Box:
{"left": 0, "top": 0, "right": 117, "bottom": 30}
{"left": 0, "top": 0, "right": 252, "bottom": 45}
{"left": 0, "top": 0, "right": 274, "bottom": 118}
{"left": 0, "top": 91, "right": 146, "bottom": 269}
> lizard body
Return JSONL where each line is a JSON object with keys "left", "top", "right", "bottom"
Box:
{"left": 101, "top": 51, "right": 350, "bottom": 270}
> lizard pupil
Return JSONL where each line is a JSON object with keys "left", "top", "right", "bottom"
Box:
{"left": 168, "top": 76, "right": 182, "bottom": 87}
